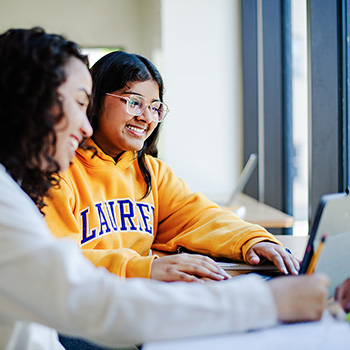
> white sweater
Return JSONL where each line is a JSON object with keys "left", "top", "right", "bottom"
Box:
{"left": 0, "top": 164, "right": 277, "bottom": 350}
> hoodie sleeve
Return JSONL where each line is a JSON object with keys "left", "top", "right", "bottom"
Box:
{"left": 82, "top": 248, "right": 157, "bottom": 278}
{"left": 150, "top": 159, "right": 282, "bottom": 261}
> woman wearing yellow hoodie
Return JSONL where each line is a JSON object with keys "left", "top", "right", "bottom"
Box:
{"left": 44, "top": 51, "right": 299, "bottom": 281}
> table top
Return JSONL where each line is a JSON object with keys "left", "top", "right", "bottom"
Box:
{"left": 143, "top": 312, "right": 350, "bottom": 350}
{"left": 222, "top": 193, "right": 294, "bottom": 228}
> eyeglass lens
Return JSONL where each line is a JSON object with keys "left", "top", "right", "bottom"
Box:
{"left": 127, "top": 95, "right": 167, "bottom": 121}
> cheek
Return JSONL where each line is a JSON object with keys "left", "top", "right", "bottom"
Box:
{"left": 57, "top": 104, "right": 77, "bottom": 136}
{"left": 55, "top": 127, "right": 69, "bottom": 152}
{"left": 99, "top": 107, "right": 124, "bottom": 130}
{"left": 147, "top": 122, "right": 158, "bottom": 137}
{"left": 54, "top": 108, "right": 78, "bottom": 148}
{"left": 98, "top": 115, "right": 120, "bottom": 135}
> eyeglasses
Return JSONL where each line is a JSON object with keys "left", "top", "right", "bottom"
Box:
{"left": 105, "top": 93, "right": 170, "bottom": 122}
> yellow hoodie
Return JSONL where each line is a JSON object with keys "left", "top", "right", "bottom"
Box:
{"left": 44, "top": 138, "right": 281, "bottom": 278}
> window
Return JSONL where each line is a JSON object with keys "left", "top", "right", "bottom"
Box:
{"left": 292, "top": 0, "right": 308, "bottom": 236}
{"left": 241, "top": 0, "right": 293, "bottom": 234}
{"left": 241, "top": 0, "right": 350, "bottom": 235}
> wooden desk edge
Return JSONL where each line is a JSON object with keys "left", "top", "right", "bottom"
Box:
{"left": 221, "top": 193, "right": 294, "bottom": 228}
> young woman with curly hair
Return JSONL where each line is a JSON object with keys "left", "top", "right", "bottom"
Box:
{"left": 0, "top": 27, "right": 329, "bottom": 350}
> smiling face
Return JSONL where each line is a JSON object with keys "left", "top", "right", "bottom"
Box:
{"left": 92, "top": 79, "right": 159, "bottom": 158}
{"left": 53, "top": 57, "right": 93, "bottom": 171}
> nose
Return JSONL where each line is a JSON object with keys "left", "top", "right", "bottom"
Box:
{"left": 137, "top": 106, "right": 155, "bottom": 124}
{"left": 81, "top": 114, "right": 93, "bottom": 138}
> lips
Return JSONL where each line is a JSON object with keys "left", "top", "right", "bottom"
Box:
{"left": 69, "top": 136, "right": 80, "bottom": 151}
{"left": 126, "top": 125, "right": 146, "bottom": 134}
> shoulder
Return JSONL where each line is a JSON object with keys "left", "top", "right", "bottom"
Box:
{"left": 143, "top": 156, "right": 185, "bottom": 190}
{"left": 144, "top": 155, "right": 175, "bottom": 177}
{"left": 57, "top": 154, "right": 90, "bottom": 189}
{"left": 0, "top": 165, "right": 51, "bottom": 239}
{"left": 144, "top": 155, "right": 170, "bottom": 170}
{"left": 0, "top": 165, "right": 34, "bottom": 212}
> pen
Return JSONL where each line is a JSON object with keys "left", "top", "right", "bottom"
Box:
{"left": 306, "top": 234, "right": 327, "bottom": 275}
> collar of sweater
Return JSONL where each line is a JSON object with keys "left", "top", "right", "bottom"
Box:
{"left": 76, "top": 137, "right": 137, "bottom": 170}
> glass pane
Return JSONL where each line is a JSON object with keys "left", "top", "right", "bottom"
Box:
{"left": 291, "top": 0, "right": 308, "bottom": 236}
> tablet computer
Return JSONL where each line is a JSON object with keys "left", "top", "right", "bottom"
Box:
{"left": 300, "top": 190, "right": 350, "bottom": 275}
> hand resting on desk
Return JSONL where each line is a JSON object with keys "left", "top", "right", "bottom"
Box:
{"left": 246, "top": 241, "right": 300, "bottom": 276}
{"left": 150, "top": 254, "right": 231, "bottom": 282}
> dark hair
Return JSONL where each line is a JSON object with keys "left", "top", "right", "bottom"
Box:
{"left": 89, "top": 51, "right": 164, "bottom": 198}
{"left": 0, "top": 27, "right": 89, "bottom": 212}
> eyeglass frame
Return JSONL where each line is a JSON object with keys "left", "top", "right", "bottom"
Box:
{"left": 105, "top": 93, "right": 170, "bottom": 122}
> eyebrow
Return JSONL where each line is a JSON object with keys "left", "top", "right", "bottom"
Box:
{"left": 80, "top": 88, "right": 91, "bottom": 100}
{"left": 121, "top": 90, "right": 160, "bottom": 102}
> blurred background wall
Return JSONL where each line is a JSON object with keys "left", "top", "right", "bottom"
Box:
{"left": 0, "top": 0, "right": 243, "bottom": 203}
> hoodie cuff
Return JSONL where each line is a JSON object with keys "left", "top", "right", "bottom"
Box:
{"left": 126, "top": 255, "right": 158, "bottom": 278}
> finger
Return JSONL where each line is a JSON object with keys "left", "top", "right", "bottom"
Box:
{"left": 283, "top": 257, "right": 299, "bottom": 275}
{"left": 279, "top": 252, "right": 299, "bottom": 276}
{"left": 279, "top": 248, "right": 300, "bottom": 275}
{"left": 163, "top": 268, "right": 201, "bottom": 283}
{"left": 291, "top": 255, "right": 301, "bottom": 271}
{"left": 284, "top": 248, "right": 301, "bottom": 272}
{"left": 288, "top": 254, "right": 300, "bottom": 274}
{"left": 260, "top": 246, "right": 297, "bottom": 275}
{"left": 177, "top": 262, "right": 227, "bottom": 281}
{"left": 197, "top": 257, "right": 231, "bottom": 279}
{"left": 151, "top": 256, "right": 204, "bottom": 282}
{"left": 245, "top": 249, "right": 261, "bottom": 265}
{"left": 181, "top": 254, "right": 230, "bottom": 279}
{"left": 264, "top": 250, "right": 289, "bottom": 275}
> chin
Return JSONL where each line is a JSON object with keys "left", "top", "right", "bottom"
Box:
{"left": 57, "top": 159, "right": 70, "bottom": 173}
{"left": 132, "top": 143, "right": 145, "bottom": 151}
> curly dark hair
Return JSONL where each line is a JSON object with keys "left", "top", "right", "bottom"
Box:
{"left": 0, "top": 27, "right": 89, "bottom": 212}
{"left": 89, "top": 51, "right": 164, "bottom": 198}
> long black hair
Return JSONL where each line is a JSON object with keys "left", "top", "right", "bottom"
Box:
{"left": 89, "top": 51, "right": 164, "bottom": 198}
{"left": 0, "top": 27, "right": 89, "bottom": 212}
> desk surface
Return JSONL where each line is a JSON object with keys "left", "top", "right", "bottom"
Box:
{"left": 222, "top": 193, "right": 294, "bottom": 229}
{"left": 143, "top": 312, "right": 350, "bottom": 350}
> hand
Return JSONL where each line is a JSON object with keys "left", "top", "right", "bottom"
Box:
{"left": 268, "top": 274, "right": 330, "bottom": 323}
{"left": 245, "top": 241, "right": 300, "bottom": 275}
{"left": 150, "top": 254, "right": 231, "bottom": 282}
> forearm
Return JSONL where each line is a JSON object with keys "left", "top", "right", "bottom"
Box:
{"left": 82, "top": 248, "right": 156, "bottom": 278}
{"left": 155, "top": 207, "right": 281, "bottom": 261}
